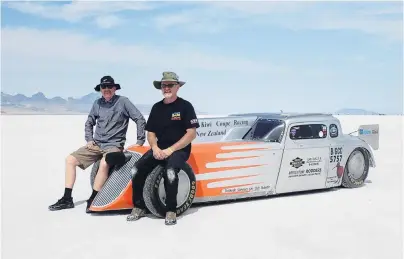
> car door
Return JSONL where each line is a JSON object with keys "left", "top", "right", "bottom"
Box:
{"left": 275, "top": 122, "right": 330, "bottom": 194}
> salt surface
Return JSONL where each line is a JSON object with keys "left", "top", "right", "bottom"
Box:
{"left": 1, "top": 115, "right": 402, "bottom": 259}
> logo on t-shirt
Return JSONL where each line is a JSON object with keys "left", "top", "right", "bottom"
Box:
{"left": 171, "top": 112, "right": 181, "bottom": 120}
{"left": 190, "top": 119, "right": 198, "bottom": 124}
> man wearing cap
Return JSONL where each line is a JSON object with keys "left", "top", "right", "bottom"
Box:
{"left": 125, "top": 71, "right": 200, "bottom": 225}
{"left": 48, "top": 75, "right": 147, "bottom": 213}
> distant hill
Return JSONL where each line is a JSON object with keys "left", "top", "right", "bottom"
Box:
{"left": 1, "top": 91, "right": 205, "bottom": 115}
{"left": 335, "top": 108, "right": 385, "bottom": 115}
{"left": 1, "top": 91, "right": 155, "bottom": 115}
{"left": 0, "top": 91, "right": 384, "bottom": 116}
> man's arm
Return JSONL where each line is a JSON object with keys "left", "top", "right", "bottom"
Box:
{"left": 170, "top": 128, "right": 197, "bottom": 152}
{"left": 124, "top": 98, "right": 146, "bottom": 145}
{"left": 168, "top": 101, "right": 200, "bottom": 152}
{"left": 84, "top": 101, "right": 98, "bottom": 142}
{"left": 147, "top": 131, "right": 158, "bottom": 149}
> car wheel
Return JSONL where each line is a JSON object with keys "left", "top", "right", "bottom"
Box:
{"left": 341, "top": 148, "right": 369, "bottom": 188}
{"left": 143, "top": 163, "right": 196, "bottom": 218}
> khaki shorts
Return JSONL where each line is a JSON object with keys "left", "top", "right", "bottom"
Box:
{"left": 71, "top": 144, "right": 122, "bottom": 170}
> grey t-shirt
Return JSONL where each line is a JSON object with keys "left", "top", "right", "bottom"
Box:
{"left": 84, "top": 95, "right": 146, "bottom": 149}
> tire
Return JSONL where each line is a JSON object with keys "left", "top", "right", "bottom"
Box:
{"left": 143, "top": 163, "right": 196, "bottom": 218}
{"left": 341, "top": 148, "right": 369, "bottom": 188}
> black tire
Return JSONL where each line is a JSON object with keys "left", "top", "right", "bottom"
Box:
{"left": 341, "top": 148, "right": 370, "bottom": 188}
{"left": 143, "top": 163, "right": 196, "bottom": 218}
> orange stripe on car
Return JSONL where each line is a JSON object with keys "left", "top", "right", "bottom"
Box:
{"left": 188, "top": 141, "right": 269, "bottom": 174}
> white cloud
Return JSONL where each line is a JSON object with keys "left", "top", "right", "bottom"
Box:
{"left": 206, "top": 1, "right": 310, "bottom": 15}
{"left": 152, "top": 8, "right": 230, "bottom": 33}
{"left": 4, "top": 1, "right": 155, "bottom": 28}
{"left": 1, "top": 26, "right": 283, "bottom": 73}
{"left": 6, "top": 1, "right": 402, "bottom": 40}
{"left": 259, "top": 6, "right": 403, "bottom": 42}
{"left": 151, "top": 2, "right": 308, "bottom": 33}
{"left": 93, "top": 15, "right": 124, "bottom": 29}
{"left": 0, "top": 26, "right": 295, "bottom": 112}
{"left": 153, "top": 2, "right": 403, "bottom": 41}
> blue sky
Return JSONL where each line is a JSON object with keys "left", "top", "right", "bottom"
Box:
{"left": 1, "top": 1, "right": 403, "bottom": 114}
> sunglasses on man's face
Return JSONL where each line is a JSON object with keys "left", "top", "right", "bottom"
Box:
{"left": 101, "top": 85, "right": 114, "bottom": 89}
{"left": 161, "top": 83, "right": 177, "bottom": 88}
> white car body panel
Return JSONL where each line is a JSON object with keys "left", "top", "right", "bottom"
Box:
{"left": 193, "top": 112, "right": 378, "bottom": 198}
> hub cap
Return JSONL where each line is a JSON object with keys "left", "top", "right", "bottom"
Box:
{"left": 158, "top": 170, "right": 191, "bottom": 207}
{"left": 347, "top": 151, "right": 365, "bottom": 179}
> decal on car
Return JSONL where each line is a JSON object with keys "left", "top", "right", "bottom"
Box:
{"left": 330, "top": 147, "right": 343, "bottom": 163}
{"left": 288, "top": 156, "right": 323, "bottom": 178}
{"left": 329, "top": 124, "right": 338, "bottom": 138}
{"left": 327, "top": 146, "right": 344, "bottom": 185}
{"left": 290, "top": 157, "right": 305, "bottom": 168}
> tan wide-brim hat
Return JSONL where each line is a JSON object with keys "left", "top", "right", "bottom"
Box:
{"left": 153, "top": 71, "right": 186, "bottom": 89}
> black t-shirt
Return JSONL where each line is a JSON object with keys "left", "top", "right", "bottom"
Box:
{"left": 145, "top": 97, "right": 200, "bottom": 155}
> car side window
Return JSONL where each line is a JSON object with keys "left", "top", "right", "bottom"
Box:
{"left": 289, "top": 124, "right": 327, "bottom": 139}
{"left": 329, "top": 124, "right": 338, "bottom": 138}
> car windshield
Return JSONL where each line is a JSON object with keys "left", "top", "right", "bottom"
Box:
{"left": 242, "top": 118, "right": 285, "bottom": 142}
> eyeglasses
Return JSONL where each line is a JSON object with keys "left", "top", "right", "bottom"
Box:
{"left": 100, "top": 84, "right": 114, "bottom": 89}
{"left": 161, "top": 83, "right": 177, "bottom": 88}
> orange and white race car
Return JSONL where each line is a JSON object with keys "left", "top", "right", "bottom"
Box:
{"left": 88, "top": 113, "right": 379, "bottom": 217}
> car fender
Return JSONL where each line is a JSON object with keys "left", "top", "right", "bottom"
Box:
{"left": 340, "top": 135, "right": 376, "bottom": 168}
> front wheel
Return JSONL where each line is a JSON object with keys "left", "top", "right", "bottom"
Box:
{"left": 341, "top": 148, "right": 369, "bottom": 188}
{"left": 143, "top": 163, "right": 196, "bottom": 218}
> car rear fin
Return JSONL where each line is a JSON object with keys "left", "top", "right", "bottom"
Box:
{"left": 357, "top": 124, "right": 379, "bottom": 150}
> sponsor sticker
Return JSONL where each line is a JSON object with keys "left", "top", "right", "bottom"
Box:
{"left": 359, "top": 129, "right": 378, "bottom": 135}
{"left": 307, "top": 156, "right": 322, "bottom": 166}
{"left": 330, "top": 124, "right": 338, "bottom": 137}
{"left": 290, "top": 157, "right": 305, "bottom": 169}
{"left": 171, "top": 112, "right": 181, "bottom": 120}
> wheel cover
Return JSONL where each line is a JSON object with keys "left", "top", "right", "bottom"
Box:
{"left": 347, "top": 151, "right": 365, "bottom": 179}
{"left": 158, "top": 170, "right": 191, "bottom": 207}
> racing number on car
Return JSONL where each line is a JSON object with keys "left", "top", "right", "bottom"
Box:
{"left": 330, "top": 147, "right": 343, "bottom": 163}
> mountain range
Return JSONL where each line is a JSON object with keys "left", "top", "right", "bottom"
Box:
{"left": 1, "top": 91, "right": 384, "bottom": 115}
{"left": 334, "top": 108, "right": 385, "bottom": 115}
{"left": 1, "top": 91, "right": 155, "bottom": 115}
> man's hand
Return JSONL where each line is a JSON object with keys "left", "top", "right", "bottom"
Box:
{"left": 86, "top": 141, "right": 96, "bottom": 148}
{"left": 162, "top": 148, "right": 174, "bottom": 158}
{"left": 152, "top": 145, "right": 166, "bottom": 160}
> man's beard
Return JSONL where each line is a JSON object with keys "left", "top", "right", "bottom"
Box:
{"left": 163, "top": 92, "right": 173, "bottom": 98}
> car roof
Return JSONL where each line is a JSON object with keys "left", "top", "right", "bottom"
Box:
{"left": 229, "top": 112, "right": 338, "bottom": 124}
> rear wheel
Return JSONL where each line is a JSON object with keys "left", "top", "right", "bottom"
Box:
{"left": 143, "top": 163, "right": 196, "bottom": 218}
{"left": 342, "top": 148, "right": 369, "bottom": 188}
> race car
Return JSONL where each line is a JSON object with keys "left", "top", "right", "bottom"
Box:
{"left": 87, "top": 113, "right": 379, "bottom": 217}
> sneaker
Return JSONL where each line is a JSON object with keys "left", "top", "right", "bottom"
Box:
{"left": 48, "top": 197, "right": 74, "bottom": 211}
{"left": 165, "top": 211, "right": 177, "bottom": 225}
{"left": 126, "top": 207, "right": 145, "bottom": 221}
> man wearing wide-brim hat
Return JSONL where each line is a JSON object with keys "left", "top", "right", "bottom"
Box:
{"left": 152, "top": 71, "right": 186, "bottom": 90}
{"left": 49, "top": 75, "right": 147, "bottom": 213}
{"left": 126, "top": 71, "right": 200, "bottom": 226}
